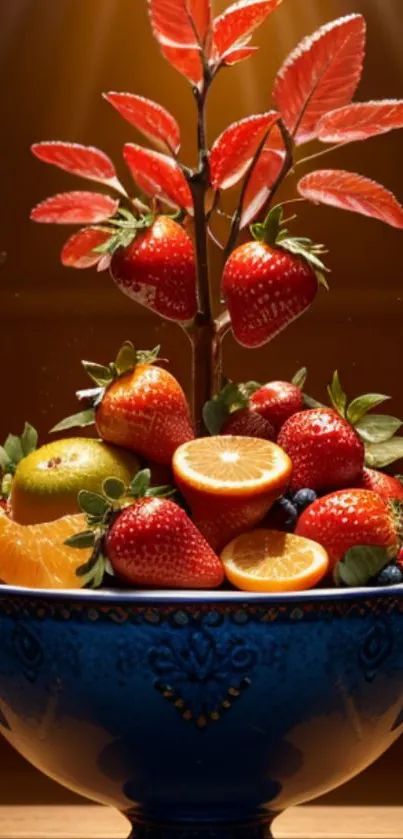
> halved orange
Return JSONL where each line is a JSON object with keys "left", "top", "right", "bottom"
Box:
{"left": 221, "top": 529, "right": 329, "bottom": 592}
{"left": 172, "top": 437, "right": 292, "bottom": 552}
{"left": 173, "top": 436, "right": 292, "bottom": 497}
{"left": 0, "top": 511, "right": 91, "bottom": 589}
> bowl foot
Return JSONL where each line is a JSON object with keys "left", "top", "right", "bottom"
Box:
{"left": 127, "top": 813, "right": 275, "bottom": 839}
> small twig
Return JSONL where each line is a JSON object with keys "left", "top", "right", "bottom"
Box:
{"left": 261, "top": 119, "right": 294, "bottom": 210}
{"left": 214, "top": 309, "right": 231, "bottom": 339}
{"left": 223, "top": 121, "right": 279, "bottom": 262}
{"left": 294, "top": 140, "right": 351, "bottom": 169}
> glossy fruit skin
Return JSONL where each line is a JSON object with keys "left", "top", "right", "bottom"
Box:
{"left": 96, "top": 363, "right": 194, "bottom": 465}
{"left": 250, "top": 381, "right": 304, "bottom": 432}
{"left": 293, "top": 488, "right": 318, "bottom": 512}
{"left": 277, "top": 408, "right": 365, "bottom": 493}
{"left": 374, "top": 564, "right": 403, "bottom": 586}
{"left": 110, "top": 216, "right": 197, "bottom": 323}
{"left": 261, "top": 497, "right": 298, "bottom": 532}
{"left": 222, "top": 241, "right": 318, "bottom": 348}
{"left": 10, "top": 438, "right": 140, "bottom": 526}
{"left": 355, "top": 468, "right": 403, "bottom": 502}
{"left": 220, "top": 408, "right": 275, "bottom": 440}
{"left": 106, "top": 497, "right": 224, "bottom": 589}
{"left": 296, "top": 489, "right": 398, "bottom": 568}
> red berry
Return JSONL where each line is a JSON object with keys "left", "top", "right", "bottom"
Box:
{"left": 96, "top": 362, "right": 194, "bottom": 465}
{"left": 221, "top": 408, "right": 275, "bottom": 440}
{"left": 106, "top": 497, "right": 224, "bottom": 589}
{"left": 110, "top": 216, "right": 197, "bottom": 323}
{"left": 354, "top": 468, "right": 403, "bottom": 502}
{"left": 222, "top": 240, "right": 318, "bottom": 348}
{"left": 250, "top": 381, "right": 303, "bottom": 432}
{"left": 277, "top": 408, "right": 364, "bottom": 493}
{"left": 296, "top": 489, "right": 398, "bottom": 568}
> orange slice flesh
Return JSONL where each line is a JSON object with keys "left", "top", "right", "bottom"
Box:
{"left": 173, "top": 436, "right": 292, "bottom": 497}
{"left": 221, "top": 529, "right": 329, "bottom": 592}
{"left": 0, "top": 511, "right": 91, "bottom": 590}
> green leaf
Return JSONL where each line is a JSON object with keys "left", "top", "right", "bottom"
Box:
{"left": 102, "top": 477, "right": 126, "bottom": 501}
{"left": 237, "top": 381, "right": 261, "bottom": 401}
{"left": 146, "top": 484, "right": 176, "bottom": 499}
{"left": 65, "top": 530, "right": 96, "bottom": 549}
{"left": 136, "top": 346, "right": 161, "bottom": 365}
{"left": 0, "top": 446, "right": 12, "bottom": 472}
{"left": 21, "top": 423, "right": 38, "bottom": 456}
{"left": 82, "top": 361, "right": 114, "bottom": 387}
{"left": 1, "top": 473, "right": 12, "bottom": 499}
{"left": 315, "top": 271, "right": 330, "bottom": 290}
{"left": 334, "top": 545, "right": 391, "bottom": 588}
{"left": 355, "top": 414, "right": 402, "bottom": 444}
{"left": 347, "top": 394, "right": 390, "bottom": 426}
{"left": 327, "top": 371, "right": 347, "bottom": 418}
{"left": 203, "top": 398, "right": 230, "bottom": 435}
{"left": 115, "top": 341, "right": 137, "bottom": 376}
{"left": 291, "top": 368, "right": 307, "bottom": 390}
{"left": 76, "top": 386, "right": 104, "bottom": 403}
{"left": 303, "top": 393, "right": 325, "bottom": 409}
{"left": 365, "top": 438, "right": 403, "bottom": 468}
{"left": 4, "top": 435, "right": 24, "bottom": 465}
{"left": 50, "top": 409, "right": 96, "bottom": 433}
{"left": 130, "top": 469, "right": 151, "bottom": 497}
{"left": 78, "top": 490, "right": 109, "bottom": 518}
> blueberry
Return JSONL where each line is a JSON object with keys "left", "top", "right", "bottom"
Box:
{"left": 277, "top": 498, "right": 298, "bottom": 529}
{"left": 374, "top": 564, "right": 403, "bottom": 587}
{"left": 293, "top": 488, "right": 318, "bottom": 512}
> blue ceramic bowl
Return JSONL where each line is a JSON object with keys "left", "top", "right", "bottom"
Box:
{"left": 0, "top": 584, "right": 403, "bottom": 839}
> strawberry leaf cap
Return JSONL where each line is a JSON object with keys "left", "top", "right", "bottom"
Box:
{"left": 0, "top": 423, "right": 38, "bottom": 497}
{"left": 326, "top": 371, "right": 403, "bottom": 467}
{"left": 51, "top": 342, "right": 161, "bottom": 435}
{"left": 250, "top": 205, "right": 330, "bottom": 282}
{"left": 66, "top": 469, "right": 177, "bottom": 588}
{"left": 203, "top": 380, "right": 261, "bottom": 435}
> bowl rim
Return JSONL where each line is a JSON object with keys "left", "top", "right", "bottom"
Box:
{"left": 0, "top": 582, "right": 402, "bottom": 605}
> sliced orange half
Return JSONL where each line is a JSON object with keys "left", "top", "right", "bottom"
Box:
{"left": 0, "top": 511, "right": 91, "bottom": 590}
{"left": 221, "top": 529, "right": 329, "bottom": 592}
{"left": 173, "top": 436, "right": 292, "bottom": 497}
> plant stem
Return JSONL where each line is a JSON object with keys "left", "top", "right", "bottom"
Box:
{"left": 294, "top": 140, "right": 351, "bottom": 169}
{"left": 262, "top": 119, "right": 294, "bottom": 209}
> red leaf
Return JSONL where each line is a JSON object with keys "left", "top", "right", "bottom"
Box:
{"left": 31, "top": 142, "right": 122, "bottom": 190}
{"left": 104, "top": 92, "right": 181, "bottom": 155}
{"left": 241, "top": 150, "right": 285, "bottom": 228}
{"left": 211, "top": 0, "right": 283, "bottom": 60}
{"left": 187, "top": 0, "right": 211, "bottom": 45}
{"left": 298, "top": 170, "right": 403, "bottom": 229}
{"left": 123, "top": 144, "right": 193, "bottom": 213}
{"left": 148, "top": 0, "right": 205, "bottom": 85}
{"left": 61, "top": 227, "right": 112, "bottom": 269}
{"left": 210, "top": 111, "right": 279, "bottom": 190}
{"left": 273, "top": 15, "right": 366, "bottom": 145}
{"left": 317, "top": 100, "right": 403, "bottom": 144}
{"left": 220, "top": 45, "right": 258, "bottom": 66}
{"left": 30, "top": 192, "right": 119, "bottom": 225}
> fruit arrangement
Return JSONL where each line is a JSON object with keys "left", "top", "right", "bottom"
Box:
{"left": 2, "top": 0, "right": 403, "bottom": 593}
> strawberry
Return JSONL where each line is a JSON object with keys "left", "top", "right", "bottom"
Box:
{"left": 221, "top": 408, "right": 275, "bottom": 440}
{"left": 110, "top": 216, "right": 197, "bottom": 323}
{"left": 354, "top": 468, "right": 403, "bottom": 502}
{"left": 106, "top": 498, "right": 223, "bottom": 588}
{"left": 296, "top": 489, "right": 399, "bottom": 569}
{"left": 69, "top": 470, "right": 223, "bottom": 590}
{"left": 397, "top": 547, "right": 403, "bottom": 569}
{"left": 251, "top": 380, "right": 304, "bottom": 432}
{"left": 222, "top": 206, "right": 328, "bottom": 348}
{"left": 277, "top": 408, "right": 364, "bottom": 492}
{"left": 52, "top": 342, "right": 194, "bottom": 465}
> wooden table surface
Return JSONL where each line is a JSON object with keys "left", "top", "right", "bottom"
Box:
{"left": 0, "top": 739, "right": 402, "bottom": 838}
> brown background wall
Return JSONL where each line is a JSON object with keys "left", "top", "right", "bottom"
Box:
{"left": 0, "top": 0, "right": 403, "bottom": 806}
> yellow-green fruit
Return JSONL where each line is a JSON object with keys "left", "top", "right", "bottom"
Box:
{"left": 10, "top": 438, "right": 140, "bottom": 525}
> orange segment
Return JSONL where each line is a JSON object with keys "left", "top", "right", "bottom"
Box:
{"left": 221, "top": 529, "right": 329, "bottom": 592}
{"left": 173, "top": 436, "right": 292, "bottom": 496}
{"left": 0, "top": 511, "right": 91, "bottom": 590}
